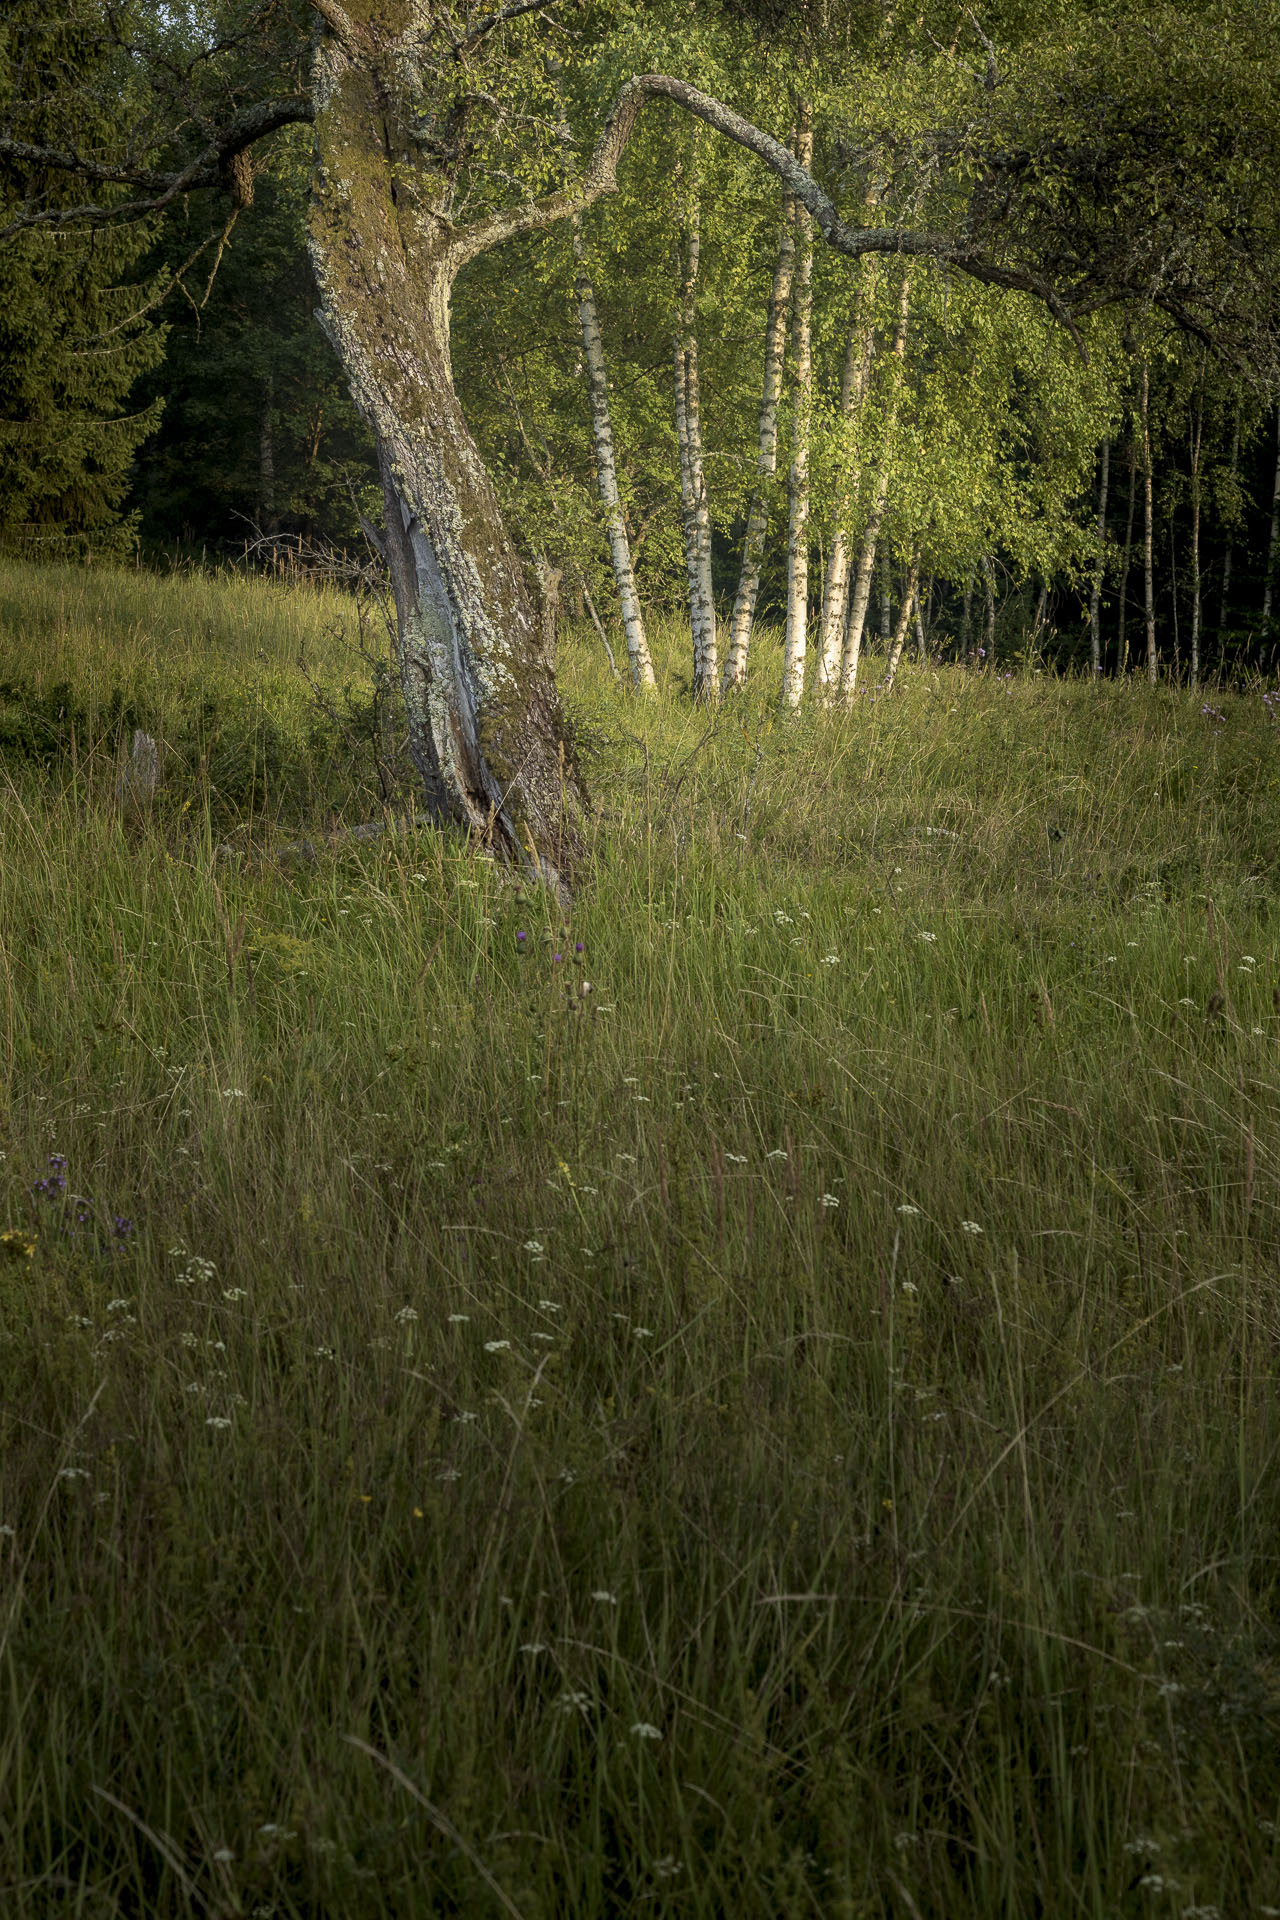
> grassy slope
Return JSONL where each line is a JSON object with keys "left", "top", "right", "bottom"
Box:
{"left": 1, "top": 561, "right": 1279, "bottom": 1918}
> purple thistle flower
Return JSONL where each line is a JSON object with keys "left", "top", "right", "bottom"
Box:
{"left": 575, "top": 941, "right": 584, "bottom": 953}
{"left": 516, "top": 930, "right": 527, "bottom": 944}
{"left": 553, "top": 953, "right": 563, "bottom": 963}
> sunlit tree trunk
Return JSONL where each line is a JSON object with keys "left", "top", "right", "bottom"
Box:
{"left": 308, "top": 24, "right": 587, "bottom": 891}
{"left": 574, "top": 228, "right": 654, "bottom": 691}
{"left": 1089, "top": 438, "right": 1109, "bottom": 675}
{"left": 838, "top": 270, "right": 910, "bottom": 701}
{"left": 722, "top": 169, "right": 795, "bottom": 692}
{"left": 878, "top": 550, "right": 893, "bottom": 649}
{"left": 880, "top": 551, "right": 920, "bottom": 689}
{"left": 674, "top": 196, "right": 717, "bottom": 701}
{"left": 780, "top": 102, "right": 814, "bottom": 711}
{"left": 815, "top": 267, "right": 879, "bottom": 694}
{"left": 1262, "top": 408, "right": 1280, "bottom": 625}
{"left": 1141, "top": 362, "right": 1157, "bottom": 682}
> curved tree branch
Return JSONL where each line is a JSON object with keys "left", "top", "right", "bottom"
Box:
{"left": 445, "top": 71, "right": 1085, "bottom": 350}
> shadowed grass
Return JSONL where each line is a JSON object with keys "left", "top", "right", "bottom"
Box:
{"left": 1, "top": 562, "right": 1279, "bottom": 1917}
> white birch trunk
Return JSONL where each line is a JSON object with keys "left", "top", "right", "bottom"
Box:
{"left": 780, "top": 103, "right": 814, "bottom": 711}
{"left": 675, "top": 201, "right": 717, "bottom": 701}
{"left": 574, "top": 230, "right": 655, "bottom": 690}
{"left": 1118, "top": 442, "right": 1136, "bottom": 671}
{"left": 722, "top": 177, "right": 795, "bottom": 691}
{"left": 815, "top": 280, "right": 879, "bottom": 693}
{"left": 1089, "top": 438, "right": 1109, "bottom": 675}
{"left": 880, "top": 552, "right": 920, "bottom": 689}
{"left": 838, "top": 271, "right": 911, "bottom": 701}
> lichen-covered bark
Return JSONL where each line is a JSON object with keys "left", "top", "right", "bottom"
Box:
{"left": 307, "top": 19, "right": 585, "bottom": 892}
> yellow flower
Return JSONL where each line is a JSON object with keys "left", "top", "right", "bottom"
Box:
{"left": 1, "top": 1229, "right": 37, "bottom": 1260}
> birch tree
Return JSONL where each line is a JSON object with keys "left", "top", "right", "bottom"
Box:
{"left": 573, "top": 226, "right": 654, "bottom": 690}
{"left": 780, "top": 102, "right": 814, "bottom": 711}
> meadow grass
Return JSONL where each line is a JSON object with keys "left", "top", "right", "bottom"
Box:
{"left": 1, "top": 559, "right": 1279, "bottom": 1918}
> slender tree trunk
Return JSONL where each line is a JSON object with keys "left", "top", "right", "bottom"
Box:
{"left": 722, "top": 169, "right": 795, "bottom": 692}
{"left": 1220, "top": 403, "right": 1240, "bottom": 636}
{"left": 574, "top": 228, "right": 654, "bottom": 690}
{"left": 259, "top": 369, "right": 278, "bottom": 536}
{"left": 1089, "top": 437, "right": 1109, "bottom": 674}
{"left": 781, "top": 102, "right": 814, "bottom": 711}
{"left": 960, "top": 573, "right": 973, "bottom": 656}
{"left": 308, "top": 29, "right": 586, "bottom": 892}
{"left": 1141, "top": 363, "right": 1157, "bottom": 683}
{"left": 1189, "top": 375, "right": 1203, "bottom": 688}
{"left": 580, "top": 577, "right": 621, "bottom": 681}
{"left": 675, "top": 196, "right": 717, "bottom": 701}
{"left": 914, "top": 580, "right": 929, "bottom": 662}
{"left": 1118, "top": 441, "right": 1136, "bottom": 671}
{"left": 880, "top": 551, "right": 920, "bottom": 689}
{"left": 981, "top": 553, "right": 996, "bottom": 657}
{"left": 1262, "top": 408, "right": 1280, "bottom": 624}
{"left": 815, "top": 269, "right": 879, "bottom": 692}
{"left": 879, "top": 550, "right": 893, "bottom": 648}
{"left": 838, "top": 270, "right": 911, "bottom": 701}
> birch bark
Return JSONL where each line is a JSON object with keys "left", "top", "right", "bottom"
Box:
{"left": 815, "top": 271, "right": 879, "bottom": 692}
{"left": 675, "top": 196, "right": 718, "bottom": 701}
{"left": 574, "top": 228, "right": 654, "bottom": 690}
{"left": 780, "top": 103, "right": 814, "bottom": 711}
{"left": 880, "top": 552, "right": 920, "bottom": 689}
{"left": 1188, "top": 377, "right": 1203, "bottom": 687}
{"left": 1220, "top": 404, "right": 1240, "bottom": 635}
{"left": 1118, "top": 441, "right": 1136, "bottom": 671}
{"left": 838, "top": 270, "right": 911, "bottom": 701}
{"left": 722, "top": 169, "right": 795, "bottom": 691}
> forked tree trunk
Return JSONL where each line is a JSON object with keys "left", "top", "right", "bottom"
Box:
{"left": 574, "top": 227, "right": 655, "bottom": 690}
{"left": 838, "top": 270, "right": 911, "bottom": 700}
{"left": 674, "top": 197, "right": 718, "bottom": 700}
{"left": 308, "top": 29, "right": 586, "bottom": 892}
{"left": 1089, "top": 437, "right": 1109, "bottom": 675}
{"left": 722, "top": 160, "right": 795, "bottom": 692}
{"left": 815, "top": 266, "right": 880, "bottom": 693}
{"left": 780, "top": 102, "right": 814, "bottom": 711}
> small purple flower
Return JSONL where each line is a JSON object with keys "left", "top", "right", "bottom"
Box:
{"left": 516, "top": 930, "right": 527, "bottom": 944}
{"left": 575, "top": 942, "right": 584, "bottom": 953}
{"left": 552, "top": 953, "right": 563, "bottom": 963}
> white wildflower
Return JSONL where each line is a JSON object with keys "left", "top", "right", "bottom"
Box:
{"left": 630, "top": 1723, "right": 662, "bottom": 1740}
{"left": 960, "top": 1220, "right": 983, "bottom": 1235}
{"left": 484, "top": 1339, "right": 512, "bottom": 1353}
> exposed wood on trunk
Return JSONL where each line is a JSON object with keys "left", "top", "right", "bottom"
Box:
{"left": 1141, "top": 361, "right": 1157, "bottom": 682}
{"left": 838, "top": 269, "right": 911, "bottom": 701}
{"left": 781, "top": 102, "right": 814, "bottom": 711}
{"left": 574, "top": 226, "right": 654, "bottom": 690}
{"left": 674, "top": 189, "right": 717, "bottom": 701}
{"left": 723, "top": 153, "right": 795, "bottom": 692}
{"left": 307, "top": 22, "right": 587, "bottom": 894}
{"left": 1089, "top": 438, "right": 1109, "bottom": 675}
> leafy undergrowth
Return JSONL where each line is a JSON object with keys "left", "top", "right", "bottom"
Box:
{"left": 2, "top": 563, "right": 1280, "bottom": 1918}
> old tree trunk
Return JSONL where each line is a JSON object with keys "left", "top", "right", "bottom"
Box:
{"left": 307, "top": 9, "right": 587, "bottom": 892}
